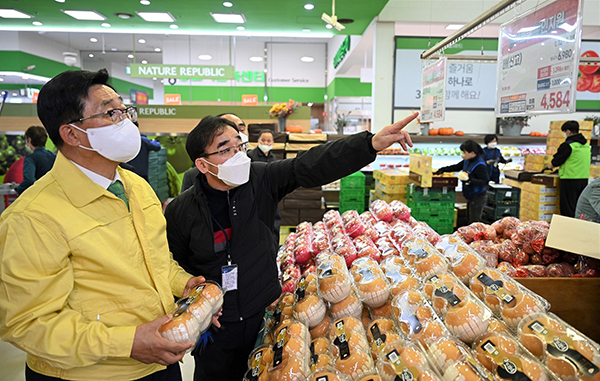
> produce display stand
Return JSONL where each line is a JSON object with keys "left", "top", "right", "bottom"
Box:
{"left": 515, "top": 277, "right": 600, "bottom": 343}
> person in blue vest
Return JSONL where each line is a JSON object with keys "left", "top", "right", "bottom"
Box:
{"left": 434, "top": 140, "right": 490, "bottom": 224}
{"left": 483, "top": 134, "right": 511, "bottom": 183}
{"left": 16, "top": 126, "right": 56, "bottom": 194}
{"left": 547, "top": 120, "right": 591, "bottom": 217}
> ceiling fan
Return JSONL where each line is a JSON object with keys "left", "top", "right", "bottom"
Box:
{"left": 321, "top": 0, "right": 345, "bottom": 31}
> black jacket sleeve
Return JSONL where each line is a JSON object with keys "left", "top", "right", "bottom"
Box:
{"left": 551, "top": 141, "right": 572, "bottom": 168}
{"left": 438, "top": 160, "right": 465, "bottom": 173}
{"left": 181, "top": 167, "right": 199, "bottom": 194}
{"left": 498, "top": 152, "right": 508, "bottom": 164}
{"left": 261, "top": 131, "right": 378, "bottom": 201}
{"left": 466, "top": 164, "right": 490, "bottom": 187}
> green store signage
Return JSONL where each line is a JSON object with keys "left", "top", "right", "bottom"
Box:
{"left": 130, "top": 64, "right": 235, "bottom": 79}
{"left": 333, "top": 36, "right": 351, "bottom": 69}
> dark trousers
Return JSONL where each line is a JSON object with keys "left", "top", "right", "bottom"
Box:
{"left": 560, "top": 178, "right": 589, "bottom": 218}
{"left": 194, "top": 311, "right": 264, "bottom": 381}
{"left": 26, "top": 363, "right": 182, "bottom": 381}
{"left": 467, "top": 192, "right": 487, "bottom": 224}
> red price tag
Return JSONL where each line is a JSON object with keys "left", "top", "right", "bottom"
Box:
{"left": 540, "top": 90, "right": 570, "bottom": 110}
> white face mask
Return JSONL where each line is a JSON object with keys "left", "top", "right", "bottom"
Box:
{"left": 202, "top": 151, "right": 251, "bottom": 187}
{"left": 258, "top": 144, "right": 272, "bottom": 154}
{"left": 487, "top": 142, "right": 497, "bottom": 149}
{"left": 70, "top": 119, "right": 141, "bottom": 162}
{"left": 239, "top": 132, "right": 249, "bottom": 143}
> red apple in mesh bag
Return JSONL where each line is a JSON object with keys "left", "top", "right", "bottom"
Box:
{"left": 281, "top": 278, "right": 298, "bottom": 294}
{"left": 335, "top": 244, "right": 357, "bottom": 268}
{"left": 294, "top": 242, "right": 312, "bottom": 265}
{"left": 370, "top": 200, "right": 394, "bottom": 222}
{"left": 360, "top": 211, "right": 378, "bottom": 225}
{"left": 345, "top": 218, "right": 366, "bottom": 238}
{"left": 389, "top": 200, "right": 412, "bottom": 222}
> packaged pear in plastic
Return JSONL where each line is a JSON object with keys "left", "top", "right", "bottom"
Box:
{"left": 380, "top": 256, "right": 421, "bottom": 297}
{"left": 401, "top": 238, "right": 449, "bottom": 279}
{"left": 317, "top": 254, "right": 353, "bottom": 304}
{"left": 266, "top": 320, "right": 311, "bottom": 381}
{"left": 158, "top": 281, "right": 223, "bottom": 348}
{"left": 350, "top": 257, "right": 391, "bottom": 308}
{"left": 367, "top": 317, "right": 404, "bottom": 362}
{"left": 376, "top": 339, "right": 442, "bottom": 381}
{"left": 518, "top": 312, "right": 600, "bottom": 381}
{"left": 244, "top": 344, "right": 271, "bottom": 381}
{"left": 422, "top": 272, "right": 492, "bottom": 343}
{"left": 293, "top": 274, "right": 326, "bottom": 328}
{"left": 427, "top": 335, "right": 495, "bottom": 381}
{"left": 473, "top": 331, "right": 554, "bottom": 381}
{"left": 435, "top": 235, "right": 486, "bottom": 285}
{"left": 308, "top": 367, "right": 351, "bottom": 381}
{"left": 469, "top": 268, "right": 550, "bottom": 329}
{"left": 330, "top": 316, "right": 375, "bottom": 381}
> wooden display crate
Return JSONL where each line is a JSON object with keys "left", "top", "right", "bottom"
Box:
{"left": 515, "top": 277, "right": 600, "bottom": 343}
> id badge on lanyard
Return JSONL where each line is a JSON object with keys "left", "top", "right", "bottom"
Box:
{"left": 213, "top": 215, "right": 238, "bottom": 292}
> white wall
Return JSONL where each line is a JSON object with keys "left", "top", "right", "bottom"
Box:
{"left": 17, "top": 32, "right": 81, "bottom": 67}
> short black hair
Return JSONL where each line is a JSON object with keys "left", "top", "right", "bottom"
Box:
{"left": 37, "top": 69, "right": 114, "bottom": 149}
{"left": 561, "top": 120, "right": 579, "bottom": 133}
{"left": 25, "top": 125, "right": 48, "bottom": 148}
{"left": 186, "top": 115, "right": 239, "bottom": 161}
{"left": 460, "top": 139, "right": 484, "bottom": 157}
{"left": 258, "top": 129, "right": 274, "bottom": 140}
{"left": 216, "top": 112, "right": 246, "bottom": 127}
{"left": 484, "top": 134, "right": 498, "bottom": 144}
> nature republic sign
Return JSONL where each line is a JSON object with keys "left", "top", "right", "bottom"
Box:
{"left": 130, "top": 64, "right": 235, "bottom": 80}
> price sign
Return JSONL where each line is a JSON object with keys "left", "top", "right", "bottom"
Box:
{"left": 420, "top": 57, "right": 447, "bottom": 122}
{"left": 496, "top": 0, "right": 583, "bottom": 116}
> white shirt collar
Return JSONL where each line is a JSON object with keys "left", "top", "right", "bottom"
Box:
{"left": 70, "top": 160, "right": 122, "bottom": 189}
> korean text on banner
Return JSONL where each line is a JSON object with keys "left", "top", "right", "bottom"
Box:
{"left": 496, "top": 0, "right": 583, "bottom": 116}
{"left": 420, "top": 57, "right": 447, "bottom": 122}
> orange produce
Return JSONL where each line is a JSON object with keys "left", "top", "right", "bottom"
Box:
{"left": 286, "top": 126, "right": 303, "bottom": 133}
{"left": 429, "top": 129, "right": 439, "bottom": 136}
{"left": 455, "top": 131, "right": 465, "bottom": 136}
{"left": 439, "top": 128, "right": 454, "bottom": 135}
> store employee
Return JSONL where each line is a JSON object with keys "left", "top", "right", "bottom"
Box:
{"left": 164, "top": 112, "right": 418, "bottom": 381}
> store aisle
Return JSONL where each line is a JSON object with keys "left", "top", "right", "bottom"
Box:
{"left": 0, "top": 339, "right": 196, "bottom": 380}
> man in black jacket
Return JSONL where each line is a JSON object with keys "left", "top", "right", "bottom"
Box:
{"left": 164, "top": 113, "right": 417, "bottom": 381}
{"left": 247, "top": 129, "right": 278, "bottom": 163}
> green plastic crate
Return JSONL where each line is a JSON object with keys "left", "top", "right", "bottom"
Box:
{"left": 482, "top": 204, "right": 519, "bottom": 222}
{"left": 340, "top": 188, "right": 365, "bottom": 201}
{"left": 407, "top": 184, "right": 456, "bottom": 203}
{"left": 339, "top": 200, "right": 365, "bottom": 214}
{"left": 487, "top": 186, "right": 520, "bottom": 206}
{"left": 411, "top": 208, "right": 454, "bottom": 220}
{"left": 430, "top": 223, "right": 454, "bottom": 235}
{"left": 341, "top": 171, "right": 365, "bottom": 189}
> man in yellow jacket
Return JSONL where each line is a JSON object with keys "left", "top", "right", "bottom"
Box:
{"left": 0, "top": 69, "right": 218, "bottom": 380}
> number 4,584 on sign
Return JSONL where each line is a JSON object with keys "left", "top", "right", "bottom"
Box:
{"left": 540, "top": 91, "right": 570, "bottom": 110}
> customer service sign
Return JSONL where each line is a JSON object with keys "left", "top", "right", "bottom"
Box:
{"left": 130, "top": 64, "right": 235, "bottom": 80}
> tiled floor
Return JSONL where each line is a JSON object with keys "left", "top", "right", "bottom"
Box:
{"left": 0, "top": 339, "right": 196, "bottom": 380}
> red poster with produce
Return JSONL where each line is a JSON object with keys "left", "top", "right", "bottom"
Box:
{"left": 496, "top": 0, "right": 583, "bottom": 116}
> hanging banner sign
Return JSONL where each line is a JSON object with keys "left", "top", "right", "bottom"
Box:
{"left": 496, "top": 0, "right": 583, "bottom": 116}
{"left": 420, "top": 57, "right": 447, "bottom": 122}
{"left": 130, "top": 64, "right": 235, "bottom": 79}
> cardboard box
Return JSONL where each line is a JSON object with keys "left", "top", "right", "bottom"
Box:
{"left": 521, "top": 192, "right": 558, "bottom": 204}
{"left": 287, "top": 133, "right": 327, "bottom": 143}
{"left": 520, "top": 208, "right": 554, "bottom": 221}
{"left": 280, "top": 209, "right": 299, "bottom": 226}
{"left": 523, "top": 202, "right": 557, "bottom": 212}
{"left": 288, "top": 187, "right": 323, "bottom": 200}
{"left": 409, "top": 154, "right": 433, "bottom": 187}
{"left": 283, "top": 199, "right": 322, "bottom": 209}
{"left": 521, "top": 182, "right": 557, "bottom": 195}
{"left": 548, "top": 120, "right": 593, "bottom": 131}
{"left": 373, "top": 186, "right": 406, "bottom": 203}
{"left": 591, "top": 165, "right": 600, "bottom": 179}
{"left": 524, "top": 162, "right": 545, "bottom": 172}
{"left": 546, "top": 215, "right": 600, "bottom": 259}
{"left": 375, "top": 180, "right": 408, "bottom": 195}
{"left": 531, "top": 173, "right": 560, "bottom": 187}
{"left": 299, "top": 208, "right": 326, "bottom": 223}
{"left": 501, "top": 177, "right": 526, "bottom": 189}
{"left": 373, "top": 168, "right": 410, "bottom": 186}
{"left": 546, "top": 137, "right": 565, "bottom": 149}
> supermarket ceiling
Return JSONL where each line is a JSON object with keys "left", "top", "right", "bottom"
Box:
{"left": 0, "top": 0, "right": 390, "bottom": 37}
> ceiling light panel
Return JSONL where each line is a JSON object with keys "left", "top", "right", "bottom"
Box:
{"left": 136, "top": 12, "right": 175, "bottom": 22}
{"left": 0, "top": 9, "right": 33, "bottom": 19}
{"left": 223, "top": 2, "right": 233, "bottom": 7}
{"left": 198, "top": 55, "right": 212, "bottom": 60}
{"left": 304, "top": 4, "right": 315, "bottom": 10}
{"left": 62, "top": 10, "right": 107, "bottom": 21}
{"left": 211, "top": 13, "right": 246, "bottom": 24}
{"left": 249, "top": 56, "right": 263, "bottom": 62}
{"left": 300, "top": 56, "right": 314, "bottom": 62}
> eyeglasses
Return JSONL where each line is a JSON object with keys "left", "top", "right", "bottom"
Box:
{"left": 203, "top": 141, "right": 249, "bottom": 158}
{"left": 68, "top": 106, "right": 138, "bottom": 125}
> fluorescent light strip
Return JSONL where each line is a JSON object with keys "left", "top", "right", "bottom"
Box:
{"left": 0, "top": 8, "right": 33, "bottom": 18}
{"left": 211, "top": 13, "right": 246, "bottom": 23}
{"left": 0, "top": 25, "right": 333, "bottom": 38}
{"left": 62, "top": 10, "right": 107, "bottom": 21}
{"left": 136, "top": 11, "right": 175, "bottom": 22}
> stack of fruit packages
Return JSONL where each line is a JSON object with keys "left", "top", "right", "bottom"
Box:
{"left": 264, "top": 199, "right": 600, "bottom": 381}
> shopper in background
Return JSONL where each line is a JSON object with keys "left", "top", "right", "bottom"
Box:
{"left": 181, "top": 113, "right": 247, "bottom": 192}
{"left": 482, "top": 134, "right": 511, "bottom": 183}
{"left": 575, "top": 177, "right": 600, "bottom": 223}
{"left": 247, "top": 129, "right": 277, "bottom": 163}
{"left": 0, "top": 69, "right": 217, "bottom": 381}
{"left": 126, "top": 121, "right": 162, "bottom": 181}
{"left": 164, "top": 112, "right": 417, "bottom": 381}
{"left": 548, "top": 120, "right": 591, "bottom": 217}
{"left": 15, "top": 125, "right": 56, "bottom": 194}
{"left": 434, "top": 139, "right": 490, "bottom": 224}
